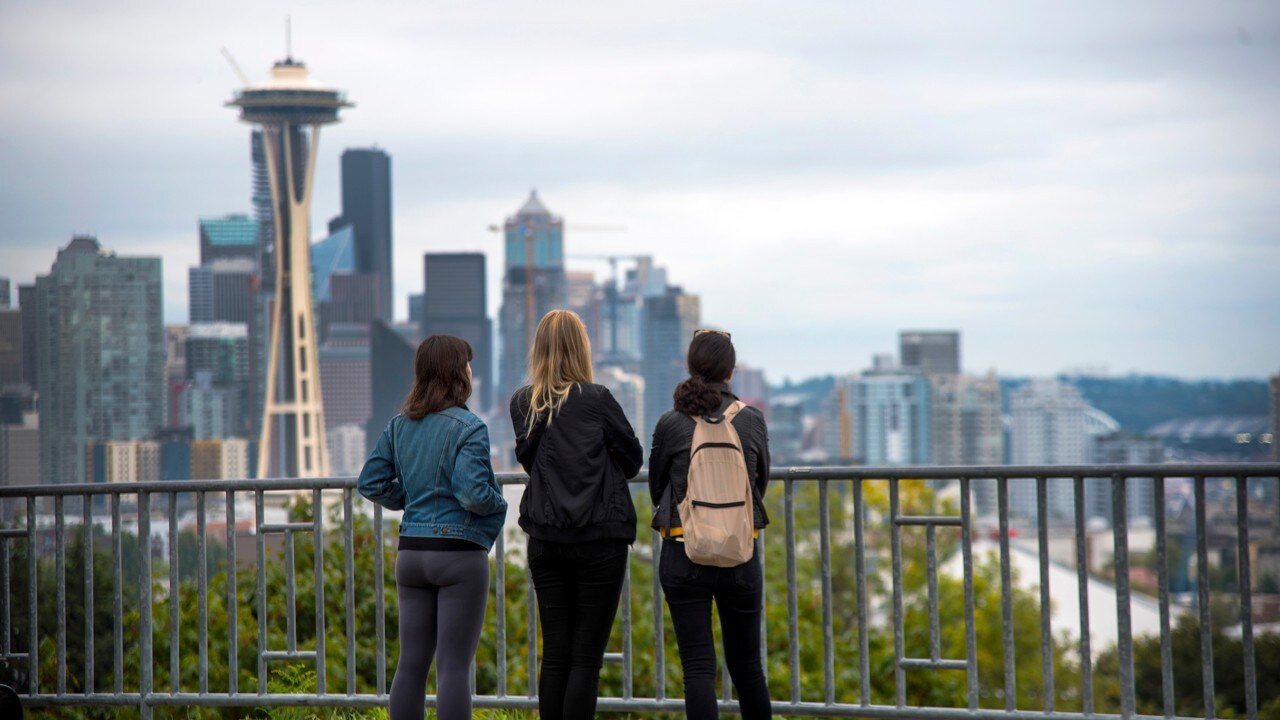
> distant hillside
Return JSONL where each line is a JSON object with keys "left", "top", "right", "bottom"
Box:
{"left": 771, "top": 375, "right": 836, "bottom": 414}
{"left": 776, "top": 373, "right": 1270, "bottom": 434}
{"left": 1006, "top": 375, "right": 1270, "bottom": 432}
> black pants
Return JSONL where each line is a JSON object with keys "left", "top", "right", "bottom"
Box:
{"left": 527, "top": 537, "right": 629, "bottom": 720}
{"left": 660, "top": 539, "right": 772, "bottom": 720}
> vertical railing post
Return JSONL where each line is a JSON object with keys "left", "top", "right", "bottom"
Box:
{"left": 889, "top": 477, "right": 905, "bottom": 709}
{"left": 1074, "top": 476, "right": 1093, "bottom": 714}
{"left": 1037, "top": 477, "right": 1054, "bottom": 712}
{"left": 1154, "top": 476, "right": 1174, "bottom": 718}
{"left": 1194, "top": 475, "right": 1215, "bottom": 719}
{"left": 139, "top": 491, "right": 153, "bottom": 720}
{"left": 1237, "top": 475, "right": 1257, "bottom": 720}
{"left": 82, "top": 494, "right": 94, "bottom": 696}
{"left": 1113, "top": 474, "right": 1135, "bottom": 719}
{"left": 784, "top": 479, "right": 799, "bottom": 705}
{"left": 313, "top": 488, "right": 326, "bottom": 695}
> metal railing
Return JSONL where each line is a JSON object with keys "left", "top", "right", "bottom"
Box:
{"left": 0, "top": 464, "right": 1276, "bottom": 719}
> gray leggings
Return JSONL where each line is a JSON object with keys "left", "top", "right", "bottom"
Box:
{"left": 391, "top": 549, "right": 491, "bottom": 720}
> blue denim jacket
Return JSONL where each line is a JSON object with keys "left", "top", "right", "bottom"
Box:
{"left": 358, "top": 406, "right": 507, "bottom": 550}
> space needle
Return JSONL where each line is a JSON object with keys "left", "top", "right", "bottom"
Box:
{"left": 227, "top": 51, "right": 352, "bottom": 479}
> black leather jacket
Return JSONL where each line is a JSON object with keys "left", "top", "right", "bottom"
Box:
{"left": 510, "top": 383, "right": 644, "bottom": 543}
{"left": 648, "top": 384, "right": 771, "bottom": 533}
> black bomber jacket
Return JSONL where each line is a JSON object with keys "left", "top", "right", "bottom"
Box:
{"left": 510, "top": 383, "right": 644, "bottom": 543}
{"left": 648, "top": 384, "right": 771, "bottom": 533}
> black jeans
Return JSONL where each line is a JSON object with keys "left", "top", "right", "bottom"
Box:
{"left": 527, "top": 537, "right": 629, "bottom": 720}
{"left": 660, "top": 539, "right": 772, "bottom": 720}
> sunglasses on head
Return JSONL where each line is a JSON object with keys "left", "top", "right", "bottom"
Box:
{"left": 693, "top": 328, "right": 731, "bottom": 340}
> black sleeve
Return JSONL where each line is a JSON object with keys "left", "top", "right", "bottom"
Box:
{"left": 600, "top": 388, "right": 643, "bottom": 478}
{"left": 648, "top": 415, "right": 671, "bottom": 505}
{"left": 754, "top": 410, "right": 771, "bottom": 497}
{"left": 510, "top": 389, "right": 539, "bottom": 474}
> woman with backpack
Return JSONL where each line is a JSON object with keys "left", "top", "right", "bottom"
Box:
{"left": 649, "top": 328, "right": 773, "bottom": 720}
{"left": 357, "top": 335, "right": 508, "bottom": 720}
{"left": 509, "top": 309, "right": 645, "bottom": 720}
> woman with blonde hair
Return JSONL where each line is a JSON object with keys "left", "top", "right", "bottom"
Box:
{"left": 509, "top": 309, "right": 643, "bottom": 720}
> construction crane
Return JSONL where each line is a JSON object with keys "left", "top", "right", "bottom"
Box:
{"left": 567, "top": 253, "right": 646, "bottom": 358}
{"left": 485, "top": 223, "right": 628, "bottom": 355}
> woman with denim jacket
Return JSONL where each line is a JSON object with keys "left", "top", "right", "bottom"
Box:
{"left": 509, "top": 310, "right": 644, "bottom": 720}
{"left": 358, "top": 335, "right": 508, "bottom": 720}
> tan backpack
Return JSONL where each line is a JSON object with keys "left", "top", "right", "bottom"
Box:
{"left": 678, "top": 400, "right": 755, "bottom": 567}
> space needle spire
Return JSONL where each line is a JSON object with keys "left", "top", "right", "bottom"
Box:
{"left": 227, "top": 50, "right": 353, "bottom": 479}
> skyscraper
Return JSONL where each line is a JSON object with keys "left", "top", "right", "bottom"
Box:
{"left": 35, "top": 236, "right": 164, "bottom": 485}
{"left": 368, "top": 320, "right": 423, "bottom": 442}
{"left": 1008, "top": 379, "right": 1090, "bottom": 520}
{"left": 199, "top": 214, "right": 260, "bottom": 265}
{"left": 900, "top": 331, "right": 961, "bottom": 376}
{"left": 853, "top": 360, "right": 932, "bottom": 466}
{"left": 0, "top": 277, "right": 9, "bottom": 308}
{"left": 930, "top": 372, "right": 1003, "bottom": 515}
{"left": 341, "top": 148, "right": 393, "bottom": 321}
{"left": 499, "top": 191, "right": 567, "bottom": 401}
{"left": 1271, "top": 372, "right": 1279, "bottom": 462}
{"left": 640, "top": 287, "right": 700, "bottom": 446}
{"left": 0, "top": 308, "right": 20, "bottom": 386}
{"left": 183, "top": 323, "right": 250, "bottom": 439}
{"left": 18, "top": 285, "right": 37, "bottom": 388}
{"left": 424, "top": 252, "right": 493, "bottom": 410}
{"left": 228, "top": 55, "right": 351, "bottom": 479}
{"left": 188, "top": 258, "right": 256, "bottom": 324}
{"left": 312, "top": 224, "right": 355, "bottom": 303}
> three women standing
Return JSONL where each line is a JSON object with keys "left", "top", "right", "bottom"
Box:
{"left": 510, "top": 310, "right": 644, "bottom": 720}
{"left": 358, "top": 336, "right": 508, "bottom": 720}
{"left": 649, "top": 329, "right": 774, "bottom": 720}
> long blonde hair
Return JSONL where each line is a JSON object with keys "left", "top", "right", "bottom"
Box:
{"left": 527, "top": 309, "right": 593, "bottom": 428}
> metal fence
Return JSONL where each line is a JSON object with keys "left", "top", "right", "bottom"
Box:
{"left": 1, "top": 464, "right": 1276, "bottom": 719}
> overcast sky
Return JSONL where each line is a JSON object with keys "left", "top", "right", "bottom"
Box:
{"left": 2, "top": 1, "right": 1278, "bottom": 382}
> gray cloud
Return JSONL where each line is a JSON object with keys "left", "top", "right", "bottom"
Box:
{"left": 2, "top": 0, "right": 1278, "bottom": 381}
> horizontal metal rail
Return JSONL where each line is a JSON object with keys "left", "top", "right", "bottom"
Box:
{"left": 0, "top": 463, "right": 1275, "bottom": 719}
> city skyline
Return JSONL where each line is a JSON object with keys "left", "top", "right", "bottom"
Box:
{"left": 2, "top": 1, "right": 1278, "bottom": 382}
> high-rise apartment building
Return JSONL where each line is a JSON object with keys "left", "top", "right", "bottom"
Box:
{"left": 190, "top": 439, "right": 251, "bottom": 480}
{"left": 251, "top": 130, "right": 274, "bottom": 280}
{"left": 640, "top": 287, "right": 700, "bottom": 445}
{"left": 499, "top": 191, "right": 568, "bottom": 401}
{"left": 1008, "top": 379, "right": 1090, "bottom": 520}
{"left": 0, "top": 277, "right": 9, "bottom": 307}
{"left": 183, "top": 323, "right": 250, "bottom": 439}
{"left": 35, "top": 236, "right": 164, "bottom": 484}
{"left": 930, "top": 372, "right": 1002, "bottom": 514}
{"left": 853, "top": 362, "right": 932, "bottom": 466}
{"left": 423, "top": 253, "right": 493, "bottom": 410}
{"left": 341, "top": 148, "right": 393, "bottom": 321}
{"left": 900, "top": 331, "right": 961, "bottom": 376}
{"left": 823, "top": 375, "right": 859, "bottom": 462}
{"left": 769, "top": 396, "right": 807, "bottom": 463}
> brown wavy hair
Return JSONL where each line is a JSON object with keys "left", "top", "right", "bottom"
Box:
{"left": 526, "top": 309, "right": 593, "bottom": 429}
{"left": 673, "top": 331, "right": 736, "bottom": 416}
{"left": 403, "top": 335, "right": 473, "bottom": 420}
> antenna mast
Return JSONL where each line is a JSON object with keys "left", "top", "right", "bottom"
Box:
{"left": 220, "top": 47, "right": 251, "bottom": 87}
{"left": 286, "top": 16, "right": 292, "bottom": 60}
